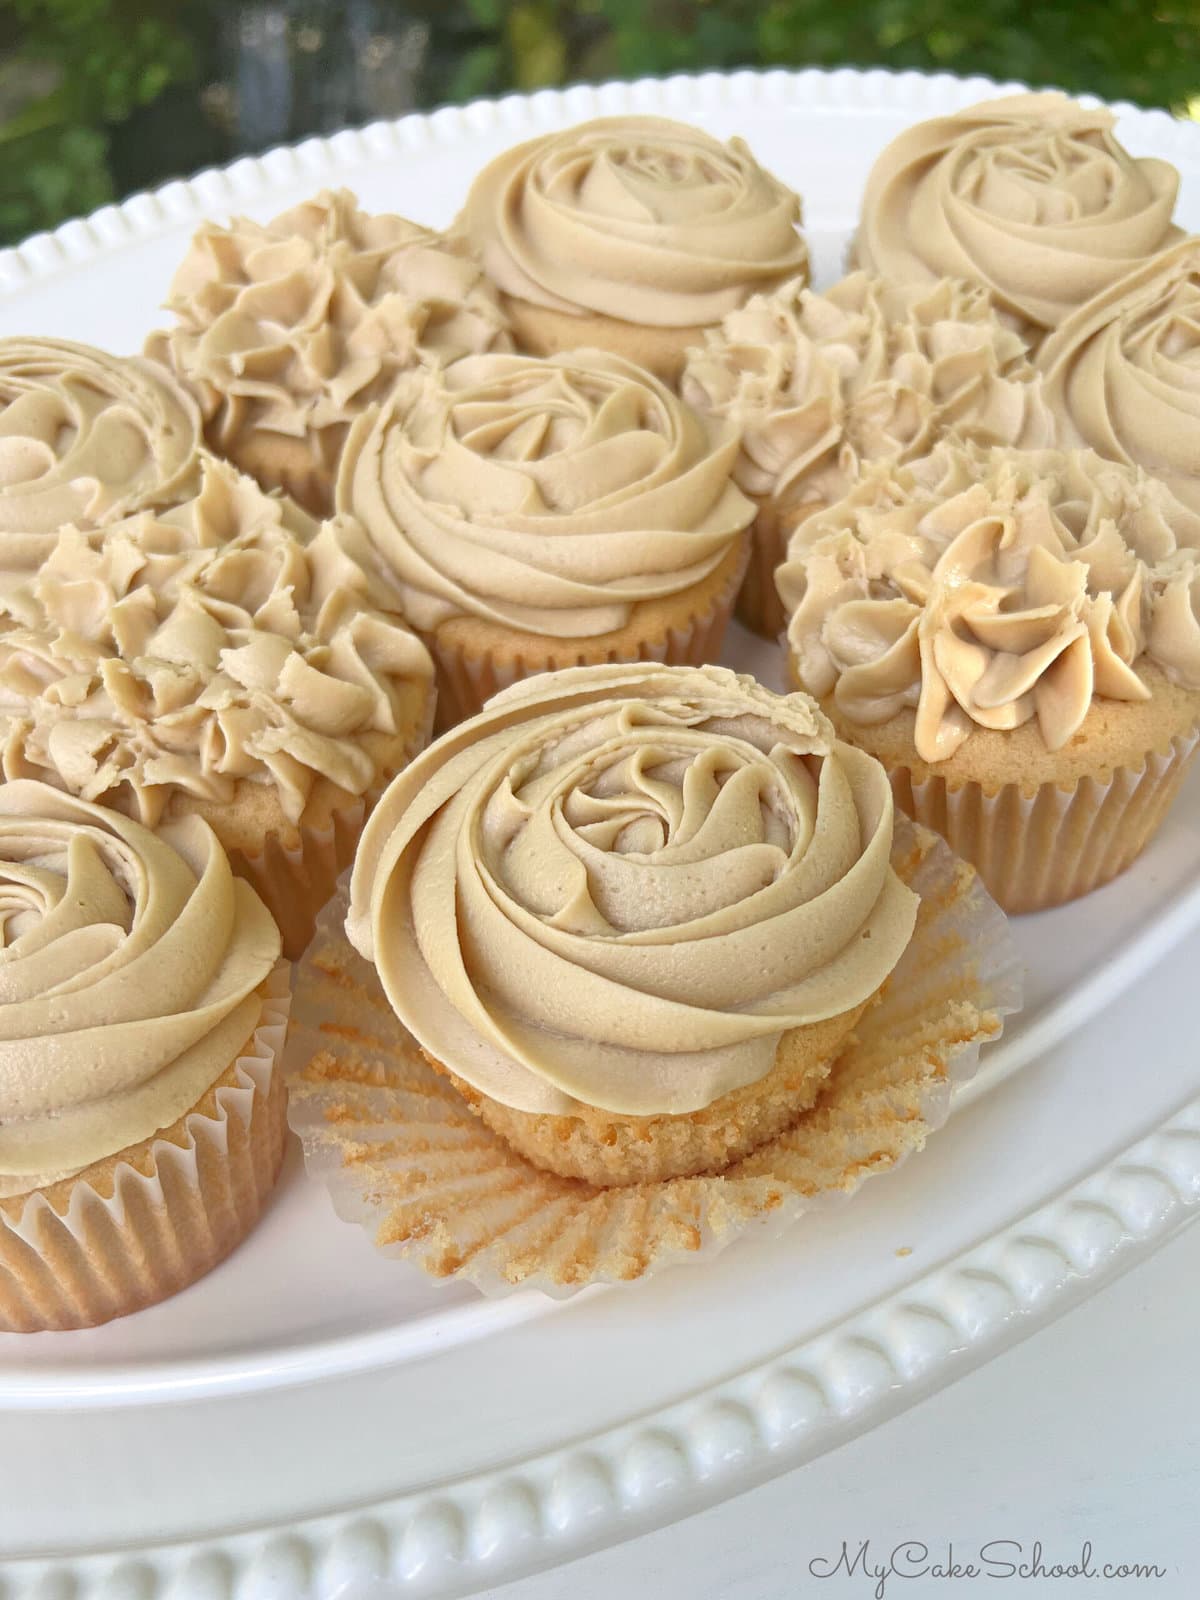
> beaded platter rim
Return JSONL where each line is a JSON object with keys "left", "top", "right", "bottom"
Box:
{"left": 2, "top": 63, "right": 1199, "bottom": 1600}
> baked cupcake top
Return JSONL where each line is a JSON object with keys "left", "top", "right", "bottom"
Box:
{"left": 0, "top": 781, "right": 280, "bottom": 1195}
{"left": 460, "top": 115, "right": 808, "bottom": 328}
{"left": 0, "top": 459, "right": 433, "bottom": 826}
{"left": 348, "top": 663, "right": 918, "bottom": 1117}
{"left": 681, "top": 271, "right": 1055, "bottom": 509}
{"left": 337, "top": 348, "right": 755, "bottom": 637}
{"left": 0, "top": 337, "right": 202, "bottom": 569}
{"left": 1038, "top": 237, "right": 1200, "bottom": 529}
{"left": 853, "top": 93, "right": 1181, "bottom": 338}
{"left": 776, "top": 442, "right": 1200, "bottom": 762}
{"left": 147, "top": 189, "right": 510, "bottom": 471}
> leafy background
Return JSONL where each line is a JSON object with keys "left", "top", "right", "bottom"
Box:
{"left": 2, "top": 0, "right": 1198, "bottom": 245}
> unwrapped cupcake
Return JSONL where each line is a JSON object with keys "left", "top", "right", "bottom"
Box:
{"left": 338, "top": 348, "right": 755, "bottom": 726}
{"left": 776, "top": 442, "right": 1200, "bottom": 911}
{"left": 346, "top": 664, "right": 920, "bottom": 1186}
{"left": 147, "top": 189, "right": 511, "bottom": 515}
{"left": 0, "top": 337, "right": 202, "bottom": 569}
{"left": 853, "top": 93, "right": 1181, "bottom": 343}
{"left": 459, "top": 116, "right": 808, "bottom": 382}
{"left": 1037, "top": 236, "right": 1200, "bottom": 536}
{"left": 682, "top": 271, "right": 1056, "bottom": 637}
{"left": 0, "top": 458, "right": 435, "bottom": 957}
{"left": 0, "top": 781, "right": 288, "bottom": 1331}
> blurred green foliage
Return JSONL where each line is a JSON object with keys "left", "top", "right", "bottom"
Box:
{"left": 2, "top": 0, "right": 1199, "bottom": 245}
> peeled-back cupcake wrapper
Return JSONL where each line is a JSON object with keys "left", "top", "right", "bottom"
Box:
{"left": 0, "top": 966, "right": 292, "bottom": 1333}
{"left": 284, "top": 818, "right": 1021, "bottom": 1296}
{"left": 428, "top": 551, "right": 747, "bottom": 730}
{"left": 234, "top": 688, "right": 436, "bottom": 959}
{"left": 887, "top": 728, "right": 1200, "bottom": 914}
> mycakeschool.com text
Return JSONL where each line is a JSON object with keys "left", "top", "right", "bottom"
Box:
{"left": 808, "top": 1540, "right": 1169, "bottom": 1597}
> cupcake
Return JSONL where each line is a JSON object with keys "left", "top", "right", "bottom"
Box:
{"left": 853, "top": 93, "right": 1182, "bottom": 344}
{"left": 1037, "top": 236, "right": 1200, "bottom": 535}
{"left": 776, "top": 442, "right": 1200, "bottom": 911}
{"left": 0, "top": 458, "right": 435, "bottom": 957}
{"left": 459, "top": 116, "right": 808, "bottom": 383}
{"left": 147, "top": 189, "right": 511, "bottom": 516}
{"left": 337, "top": 348, "right": 755, "bottom": 726}
{"left": 681, "top": 271, "right": 1056, "bottom": 638}
{"left": 0, "top": 781, "right": 288, "bottom": 1332}
{"left": 0, "top": 336, "right": 202, "bottom": 569}
{"left": 346, "top": 663, "right": 920, "bottom": 1186}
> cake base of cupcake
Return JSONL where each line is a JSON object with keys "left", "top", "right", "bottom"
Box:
{"left": 0, "top": 970, "right": 291, "bottom": 1334}
{"left": 802, "top": 662, "right": 1200, "bottom": 913}
{"left": 740, "top": 497, "right": 826, "bottom": 639}
{"left": 429, "top": 997, "right": 873, "bottom": 1187}
{"left": 424, "top": 537, "right": 749, "bottom": 730}
{"left": 498, "top": 292, "right": 710, "bottom": 385}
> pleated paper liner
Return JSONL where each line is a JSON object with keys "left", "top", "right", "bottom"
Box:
{"left": 284, "top": 818, "right": 1021, "bottom": 1296}
{"left": 0, "top": 966, "right": 292, "bottom": 1333}
{"left": 886, "top": 727, "right": 1200, "bottom": 914}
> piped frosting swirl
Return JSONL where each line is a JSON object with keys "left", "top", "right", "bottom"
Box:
{"left": 460, "top": 116, "right": 809, "bottom": 327}
{"left": 853, "top": 93, "right": 1181, "bottom": 338}
{"left": 337, "top": 348, "right": 755, "bottom": 637}
{"left": 681, "top": 271, "right": 1055, "bottom": 509}
{"left": 0, "top": 780, "right": 280, "bottom": 1194}
{"left": 347, "top": 663, "right": 918, "bottom": 1116}
{"left": 777, "top": 443, "right": 1200, "bottom": 761}
{"left": 0, "top": 460, "right": 433, "bottom": 825}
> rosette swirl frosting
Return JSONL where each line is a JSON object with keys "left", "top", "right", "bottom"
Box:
{"left": 148, "top": 189, "right": 510, "bottom": 484}
{"left": 777, "top": 443, "right": 1200, "bottom": 762}
{"left": 0, "top": 338, "right": 202, "bottom": 569}
{"left": 1037, "top": 237, "right": 1200, "bottom": 535}
{"left": 681, "top": 272, "right": 1055, "bottom": 508}
{"left": 0, "top": 781, "right": 280, "bottom": 1194}
{"left": 853, "top": 94, "right": 1181, "bottom": 337}
{"left": 348, "top": 664, "right": 918, "bottom": 1116}
{"left": 338, "top": 349, "right": 755, "bottom": 636}
{"left": 460, "top": 116, "right": 808, "bottom": 327}
{"left": 0, "top": 460, "right": 433, "bottom": 825}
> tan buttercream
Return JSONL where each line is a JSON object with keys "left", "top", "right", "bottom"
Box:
{"left": 337, "top": 348, "right": 755, "bottom": 637}
{"left": 0, "top": 338, "right": 202, "bottom": 569}
{"left": 778, "top": 443, "right": 1200, "bottom": 762}
{"left": 0, "top": 780, "right": 280, "bottom": 1194}
{"left": 460, "top": 116, "right": 808, "bottom": 327}
{"left": 682, "top": 271, "right": 1055, "bottom": 509}
{"left": 347, "top": 663, "right": 918, "bottom": 1117}
{"left": 0, "top": 459, "right": 433, "bottom": 826}
{"left": 853, "top": 93, "right": 1182, "bottom": 337}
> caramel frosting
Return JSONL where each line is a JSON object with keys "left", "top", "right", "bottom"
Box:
{"left": 0, "top": 460, "right": 433, "bottom": 826}
{"left": 777, "top": 443, "right": 1200, "bottom": 762}
{"left": 0, "top": 780, "right": 280, "bottom": 1195}
{"left": 460, "top": 116, "right": 808, "bottom": 328}
{"left": 681, "top": 271, "right": 1055, "bottom": 509}
{"left": 0, "top": 338, "right": 202, "bottom": 569}
{"left": 148, "top": 188, "right": 510, "bottom": 471}
{"left": 854, "top": 94, "right": 1181, "bottom": 337}
{"left": 348, "top": 664, "right": 918, "bottom": 1116}
{"left": 338, "top": 348, "right": 755, "bottom": 637}
{"left": 1037, "top": 236, "right": 1200, "bottom": 536}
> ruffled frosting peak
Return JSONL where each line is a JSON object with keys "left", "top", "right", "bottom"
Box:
{"left": 0, "top": 780, "right": 280, "bottom": 1191}
{"left": 338, "top": 348, "right": 755, "bottom": 637}
{"left": 0, "top": 459, "right": 433, "bottom": 825}
{"left": 0, "top": 337, "right": 202, "bottom": 569}
{"left": 148, "top": 188, "right": 510, "bottom": 470}
{"left": 348, "top": 663, "right": 918, "bottom": 1117}
{"left": 853, "top": 93, "right": 1182, "bottom": 336}
{"left": 778, "top": 443, "right": 1200, "bottom": 761}
{"left": 460, "top": 115, "right": 809, "bottom": 327}
{"left": 681, "top": 271, "right": 1055, "bottom": 508}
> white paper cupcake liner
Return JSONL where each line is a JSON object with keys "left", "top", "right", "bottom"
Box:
{"left": 284, "top": 819, "right": 1021, "bottom": 1296}
{"left": 0, "top": 965, "right": 292, "bottom": 1332}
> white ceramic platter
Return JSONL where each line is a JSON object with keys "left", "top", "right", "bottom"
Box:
{"left": 1, "top": 67, "right": 1199, "bottom": 1600}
